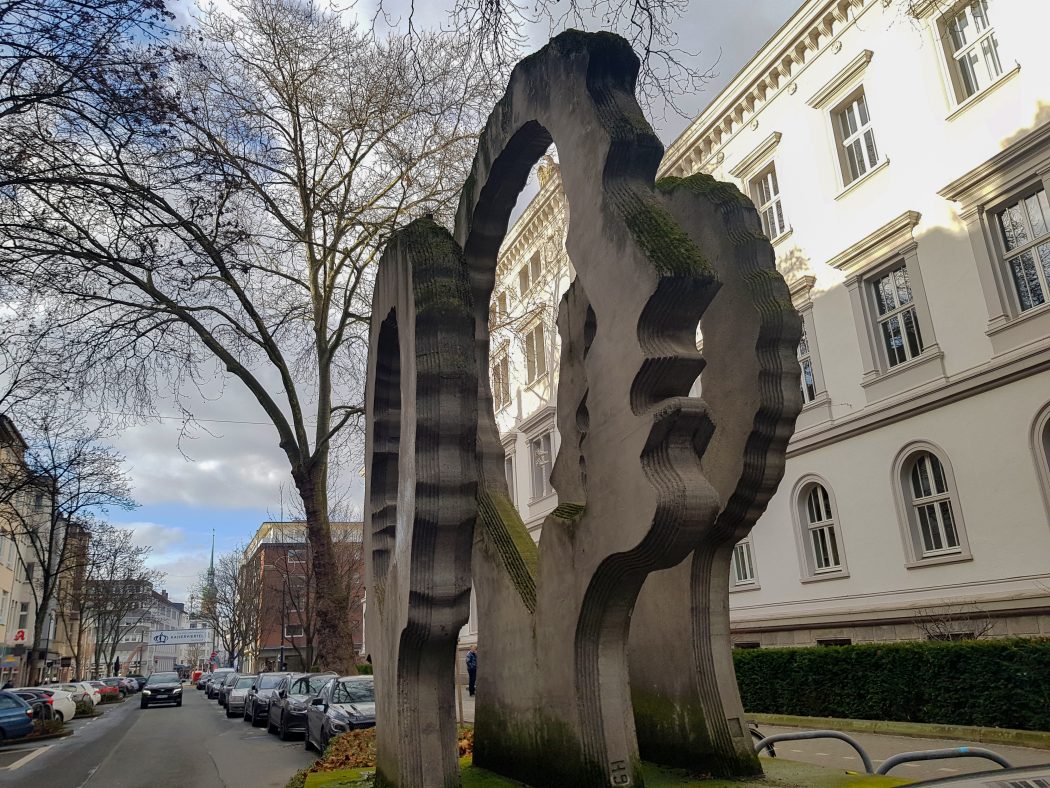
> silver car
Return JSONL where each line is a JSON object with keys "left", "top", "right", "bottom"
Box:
{"left": 225, "top": 674, "right": 256, "bottom": 718}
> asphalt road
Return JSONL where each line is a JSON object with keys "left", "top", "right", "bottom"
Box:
{"left": 0, "top": 684, "right": 315, "bottom": 788}
{"left": 757, "top": 723, "right": 1050, "bottom": 781}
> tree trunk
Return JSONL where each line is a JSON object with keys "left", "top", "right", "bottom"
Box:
{"left": 295, "top": 463, "right": 353, "bottom": 672}
{"left": 26, "top": 603, "right": 49, "bottom": 684}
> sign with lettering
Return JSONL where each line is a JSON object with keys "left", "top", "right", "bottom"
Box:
{"left": 7, "top": 628, "right": 27, "bottom": 645}
{"left": 149, "top": 629, "right": 210, "bottom": 645}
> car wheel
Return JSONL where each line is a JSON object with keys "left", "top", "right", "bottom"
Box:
{"left": 140, "top": 701, "right": 148, "bottom": 709}
{"left": 225, "top": 706, "right": 235, "bottom": 718}
{"left": 278, "top": 713, "right": 290, "bottom": 741}
{"left": 304, "top": 725, "right": 314, "bottom": 752}
{"left": 267, "top": 713, "right": 277, "bottom": 735}
{"left": 55, "top": 711, "right": 63, "bottom": 723}
{"left": 320, "top": 727, "right": 328, "bottom": 752}
{"left": 176, "top": 699, "right": 182, "bottom": 707}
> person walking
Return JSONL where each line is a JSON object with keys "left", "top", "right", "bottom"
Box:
{"left": 466, "top": 646, "right": 477, "bottom": 697}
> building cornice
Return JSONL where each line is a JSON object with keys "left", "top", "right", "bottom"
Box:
{"left": 498, "top": 168, "right": 566, "bottom": 274}
{"left": 938, "top": 120, "right": 1050, "bottom": 210}
{"left": 660, "top": 0, "right": 876, "bottom": 179}
{"left": 728, "top": 132, "right": 783, "bottom": 178}
{"left": 826, "top": 210, "right": 921, "bottom": 274}
{"left": 806, "top": 48, "right": 873, "bottom": 108}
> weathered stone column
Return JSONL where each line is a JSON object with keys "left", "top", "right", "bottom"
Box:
{"left": 364, "top": 218, "right": 478, "bottom": 788}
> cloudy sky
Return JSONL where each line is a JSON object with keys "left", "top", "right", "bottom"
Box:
{"left": 119, "top": 0, "right": 803, "bottom": 604}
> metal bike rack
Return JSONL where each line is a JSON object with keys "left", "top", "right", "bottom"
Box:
{"left": 753, "top": 730, "right": 875, "bottom": 774}
{"left": 875, "top": 746, "right": 1012, "bottom": 775}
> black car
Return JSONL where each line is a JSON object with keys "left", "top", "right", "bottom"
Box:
{"left": 304, "top": 675, "right": 375, "bottom": 752}
{"left": 267, "top": 672, "right": 335, "bottom": 740}
{"left": 217, "top": 672, "right": 238, "bottom": 707}
{"left": 205, "top": 668, "right": 234, "bottom": 699}
{"left": 243, "top": 672, "right": 288, "bottom": 726}
{"left": 140, "top": 672, "right": 183, "bottom": 708}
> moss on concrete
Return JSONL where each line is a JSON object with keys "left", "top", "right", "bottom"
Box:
{"left": 621, "top": 193, "right": 716, "bottom": 280}
{"left": 477, "top": 490, "right": 538, "bottom": 612}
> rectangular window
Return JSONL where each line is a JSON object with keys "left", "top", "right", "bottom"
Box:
{"left": 284, "top": 624, "right": 304, "bottom": 638}
{"left": 942, "top": 0, "right": 1002, "bottom": 101}
{"left": 798, "top": 323, "right": 816, "bottom": 404}
{"left": 286, "top": 548, "right": 305, "bottom": 564}
{"left": 750, "top": 163, "right": 787, "bottom": 240}
{"left": 871, "top": 263, "right": 924, "bottom": 367}
{"left": 492, "top": 354, "right": 511, "bottom": 411}
{"left": 835, "top": 91, "right": 879, "bottom": 184}
{"left": 518, "top": 252, "right": 543, "bottom": 298}
{"left": 996, "top": 188, "right": 1050, "bottom": 312}
{"left": 525, "top": 323, "right": 546, "bottom": 384}
{"left": 504, "top": 454, "right": 516, "bottom": 505}
{"left": 0, "top": 591, "right": 7, "bottom": 625}
{"left": 528, "top": 431, "right": 554, "bottom": 500}
{"left": 730, "top": 538, "right": 756, "bottom": 586}
{"left": 17, "top": 602, "right": 28, "bottom": 629}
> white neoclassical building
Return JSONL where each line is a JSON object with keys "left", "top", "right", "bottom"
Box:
{"left": 468, "top": 0, "right": 1050, "bottom": 650}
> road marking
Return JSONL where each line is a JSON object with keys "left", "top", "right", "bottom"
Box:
{"left": 5, "top": 746, "right": 50, "bottom": 770}
{"left": 841, "top": 756, "right": 855, "bottom": 760}
{"left": 815, "top": 752, "right": 830, "bottom": 756}
{"left": 938, "top": 768, "right": 958, "bottom": 772}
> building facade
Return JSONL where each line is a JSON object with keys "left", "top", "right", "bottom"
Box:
{"left": 241, "top": 521, "right": 365, "bottom": 672}
{"left": 478, "top": 0, "right": 1050, "bottom": 650}
{"left": 110, "top": 589, "right": 187, "bottom": 675}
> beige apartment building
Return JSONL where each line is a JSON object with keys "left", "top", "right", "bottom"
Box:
{"left": 474, "top": 0, "right": 1050, "bottom": 650}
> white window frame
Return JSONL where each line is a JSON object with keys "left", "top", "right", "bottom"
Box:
{"left": 284, "top": 623, "right": 305, "bottom": 639}
{"left": 1032, "top": 403, "right": 1050, "bottom": 521}
{"left": 517, "top": 252, "right": 543, "bottom": 298}
{"left": 940, "top": 124, "right": 1050, "bottom": 357}
{"left": 729, "top": 537, "right": 758, "bottom": 590}
{"left": 525, "top": 322, "right": 547, "bottom": 385}
{"left": 749, "top": 162, "right": 788, "bottom": 241}
{"left": 527, "top": 430, "right": 554, "bottom": 502}
{"left": 833, "top": 89, "right": 880, "bottom": 186}
{"left": 939, "top": 0, "right": 1003, "bottom": 103}
{"left": 504, "top": 452, "right": 516, "bottom": 507}
{"left": 791, "top": 476, "right": 849, "bottom": 581}
{"left": 831, "top": 212, "right": 945, "bottom": 403}
{"left": 991, "top": 187, "right": 1050, "bottom": 314}
{"left": 892, "top": 442, "right": 972, "bottom": 567}
{"left": 870, "top": 261, "right": 926, "bottom": 368}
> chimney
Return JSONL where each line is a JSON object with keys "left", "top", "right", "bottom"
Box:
{"left": 161, "top": 590, "right": 168, "bottom": 600}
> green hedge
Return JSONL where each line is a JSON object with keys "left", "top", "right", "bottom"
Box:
{"left": 733, "top": 638, "right": 1050, "bottom": 731}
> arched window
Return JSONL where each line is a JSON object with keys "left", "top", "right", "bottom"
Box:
{"left": 908, "top": 452, "right": 959, "bottom": 555}
{"left": 1032, "top": 403, "right": 1050, "bottom": 518}
{"left": 893, "top": 443, "right": 971, "bottom": 566}
{"left": 791, "top": 476, "right": 848, "bottom": 580}
{"left": 805, "top": 484, "right": 842, "bottom": 572}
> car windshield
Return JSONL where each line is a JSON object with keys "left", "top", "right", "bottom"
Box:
{"left": 103, "top": 679, "right": 119, "bottom": 685}
{"left": 332, "top": 680, "right": 374, "bottom": 704}
{"left": 258, "top": 674, "right": 284, "bottom": 689}
{"left": 146, "top": 673, "right": 179, "bottom": 685}
{"left": 235, "top": 677, "right": 254, "bottom": 689}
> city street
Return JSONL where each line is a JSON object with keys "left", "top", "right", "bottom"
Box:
{"left": 0, "top": 687, "right": 315, "bottom": 788}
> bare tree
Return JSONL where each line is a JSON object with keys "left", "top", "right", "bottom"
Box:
{"left": 196, "top": 550, "right": 262, "bottom": 669}
{"left": 57, "top": 524, "right": 156, "bottom": 678}
{"left": 914, "top": 602, "right": 996, "bottom": 641}
{"left": 86, "top": 533, "right": 163, "bottom": 676}
{"left": 0, "top": 411, "right": 135, "bottom": 681}
{"left": 0, "top": 0, "right": 502, "bottom": 669}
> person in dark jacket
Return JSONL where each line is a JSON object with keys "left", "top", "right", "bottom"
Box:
{"left": 465, "top": 646, "right": 477, "bottom": 696}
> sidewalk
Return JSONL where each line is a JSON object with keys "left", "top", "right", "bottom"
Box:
{"left": 454, "top": 684, "right": 474, "bottom": 724}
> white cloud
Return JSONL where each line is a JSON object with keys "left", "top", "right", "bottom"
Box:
{"left": 127, "top": 522, "right": 187, "bottom": 553}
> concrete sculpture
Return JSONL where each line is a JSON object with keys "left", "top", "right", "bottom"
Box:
{"left": 363, "top": 219, "right": 478, "bottom": 788}
{"left": 364, "top": 30, "right": 801, "bottom": 788}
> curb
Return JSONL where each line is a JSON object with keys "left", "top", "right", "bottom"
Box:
{"left": 749, "top": 713, "right": 1050, "bottom": 750}
{"left": 0, "top": 728, "right": 74, "bottom": 747}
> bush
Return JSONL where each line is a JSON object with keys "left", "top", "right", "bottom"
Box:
{"left": 75, "top": 699, "right": 96, "bottom": 717}
{"left": 99, "top": 693, "right": 122, "bottom": 705}
{"left": 33, "top": 718, "right": 63, "bottom": 735}
{"left": 734, "top": 637, "right": 1050, "bottom": 730}
{"left": 355, "top": 663, "right": 372, "bottom": 675}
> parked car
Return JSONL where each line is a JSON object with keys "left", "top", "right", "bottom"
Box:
{"left": 140, "top": 672, "right": 183, "bottom": 708}
{"left": 225, "top": 674, "right": 255, "bottom": 718}
{"left": 118, "top": 677, "right": 138, "bottom": 694}
{"left": 19, "top": 688, "right": 76, "bottom": 722}
{"left": 89, "top": 680, "right": 120, "bottom": 701}
{"left": 57, "top": 682, "right": 101, "bottom": 706}
{"left": 0, "top": 691, "right": 35, "bottom": 740}
{"left": 305, "top": 675, "right": 375, "bottom": 752}
{"left": 13, "top": 689, "right": 55, "bottom": 720}
{"left": 126, "top": 674, "right": 146, "bottom": 692}
{"left": 268, "top": 672, "right": 336, "bottom": 741}
{"left": 217, "top": 672, "right": 238, "bottom": 707}
{"left": 100, "top": 677, "right": 127, "bottom": 698}
{"left": 205, "top": 668, "right": 234, "bottom": 699}
{"left": 244, "top": 672, "right": 288, "bottom": 726}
